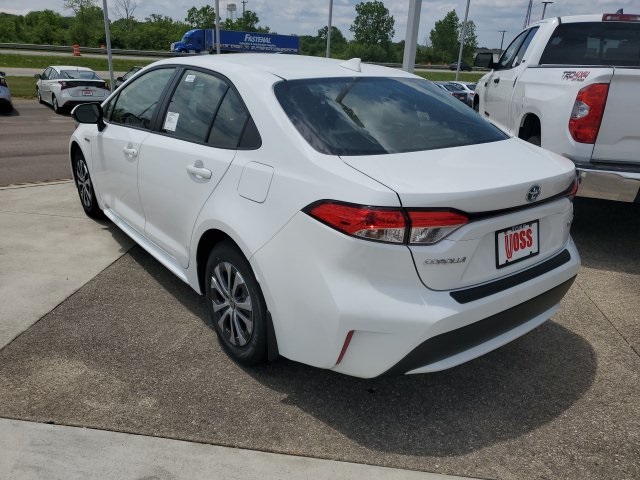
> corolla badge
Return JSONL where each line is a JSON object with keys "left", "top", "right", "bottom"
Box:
{"left": 526, "top": 185, "right": 541, "bottom": 202}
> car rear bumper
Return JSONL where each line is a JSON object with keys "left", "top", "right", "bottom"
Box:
{"left": 252, "top": 212, "right": 581, "bottom": 378}
{"left": 576, "top": 165, "right": 640, "bottom": 203}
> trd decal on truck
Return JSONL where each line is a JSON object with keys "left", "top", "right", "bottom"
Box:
{"left": 562, "top": 71, "right": 590, "bottom": 81}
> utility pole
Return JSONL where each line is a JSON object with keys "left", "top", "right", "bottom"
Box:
{"left": 241, "top": 0, "right": 247, "bottom": 17}
{"left": 498, "top": 30, "right": 506, "bottom": 51}
{"left": 326, "top": 0, "right": 333, "bottom": 58}
{"left": 523, "top": 0, "right": 533, "bottom": 28}
{"left": 541, "top": 1, "right": 553, "bottom": 19}
{"left": 101, "top": 0, "right": 114, "bottom": 91}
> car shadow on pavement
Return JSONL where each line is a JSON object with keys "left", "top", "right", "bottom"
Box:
{"left": 245, "top": 320, "right": 596, "bottom": 458}
{"left": 0, "top": 107, "right": 19, "bottom": 116}
{"left": 572, "top": 198, "right": 640, "bottom": 275}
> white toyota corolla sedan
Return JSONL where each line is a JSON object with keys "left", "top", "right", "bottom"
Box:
{"left": 69, "top": 54, "right": 580, "bottom": 378}
{"left": 35, "top": 65, "right": 110, "bottom": 113}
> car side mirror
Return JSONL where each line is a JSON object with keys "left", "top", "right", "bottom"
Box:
{"left": 33, "top": 74, "right": 42, "bottom": 79}
{"left": 116, "top": 76, "right": 123, "bottom": 82}
{"left": 72, "top": 103, "right": 106, "bottom": 132}
{"left": 474, "top": 53, "right": 495, "bottom": 69}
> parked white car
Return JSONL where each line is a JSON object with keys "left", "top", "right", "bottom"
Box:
{"left": 35, "top": 66, "right": 110, "bottom": 113}
{"left": 69, "top": 54, "right": 580, "bottom": 378}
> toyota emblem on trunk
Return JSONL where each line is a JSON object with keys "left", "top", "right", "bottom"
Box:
{"left": 526, "top": 185, "right": 541, "bottom": 202}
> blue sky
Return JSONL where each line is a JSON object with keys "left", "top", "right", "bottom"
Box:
{"left": 1, "top": 0, "right": 638, "bottom": 49}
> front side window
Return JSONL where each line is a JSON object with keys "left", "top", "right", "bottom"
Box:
{"left": 161, "top": 69, "right": 228, "bottom": 143}
{"left": 108, "top": 67, "right": 176, "bottom": 130}
{"left": 275, "top": 77, "right": 507, "bottom": 156}
{"left": 540, "top": 22, "right": 640, "bottom": 66}
{"left": 497, "top": 29, "right": 531, "bottom": 69}
{"left": 513, "top": 27, "right": 539, "bottom": 67}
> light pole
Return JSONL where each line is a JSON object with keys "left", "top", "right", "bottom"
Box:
{"left": 541, "top": 1, "right": 553, "bottom": 19}
{"left": 402, "top": 0, "right": 422, "bottom": 72}
{"left": 455, "top": 0, "right": 471, "bottom": 81}
{"left": 499, "top": 30, "right": 506, "bottom": 51}
{"left": 326, "top": 0, "right": 333, "bottom": 58}
{"left": 101, "top": 0, "right": 114, "bottom": 91}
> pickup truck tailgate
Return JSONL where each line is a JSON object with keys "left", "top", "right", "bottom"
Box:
{"left": 593, "top": 68, "right": 640, "bottom": 164}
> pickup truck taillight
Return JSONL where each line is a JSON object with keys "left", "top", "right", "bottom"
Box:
{"left": 569, "top": 83, "right": 609, "bottom": 144}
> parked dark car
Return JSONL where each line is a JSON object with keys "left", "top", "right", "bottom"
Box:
{"left": 449, "top": 61, "right": 472, "bottom": 71}
{"left": 434, "top": 81, "right": 469, "bottom": 104}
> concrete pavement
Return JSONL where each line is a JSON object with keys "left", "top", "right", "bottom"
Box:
{"left": 0, "top": 181, "right": 476, "bottom": 479}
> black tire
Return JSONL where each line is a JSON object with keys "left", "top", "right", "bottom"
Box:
{"left": 73, "top": 149, "right": 106, "bottom": 220}
{"left": 527, "top": 135, "right": 541, "bottom": 147}
{"left": 52, "top": 95, "right": 61, "bottom": 113}
{"left": 205, "top": 242, "right": 268, "bottom": 366}
{"left": 36, "top": 88, "right": 43, "bottom": 104}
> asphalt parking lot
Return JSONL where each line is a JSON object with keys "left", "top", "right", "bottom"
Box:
{"left": 0, "top": 100, "right": 639, "bottom": 480}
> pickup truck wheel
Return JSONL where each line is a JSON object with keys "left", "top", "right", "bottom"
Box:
{"left": 527, "top": 135, "right": 541, "bottom": 147}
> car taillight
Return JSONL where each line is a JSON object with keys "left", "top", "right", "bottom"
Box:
{"left": 569, "top": 83, "right": 609, "bottom": 144}
{"left": 58, "top": 81, "right": 70, "bottom": 90}
{"left": 407, "top": 210, "right": 469, "bottom": 244}
{"left": 566, "top": 174, "right": 579, "bottom": 200}
{"left": 307, "top": 202, "right": 406, "bottom": 243}
{"left": 305, "top": 201, "right": 468, "bottom": 245}
{"left": 0, "top": 78, "right": 6, "bottom": 87}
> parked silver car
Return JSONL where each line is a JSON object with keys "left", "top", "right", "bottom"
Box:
{"left": 35, "top": 66, "right": 110, "bottom": 114}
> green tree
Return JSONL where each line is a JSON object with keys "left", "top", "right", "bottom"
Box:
{"left": 222, "top": 10, "right": 269, "bottom": 33}
{"left": 185, "top": 4, "right": 216, "bottom": 29}
{"left": 318, "top": 25, "right": 348, "bottom": 55}
{"left": 350, "top": 1, "right": 394, "bottom": 46}
{"left": 430, "top": 10, "right": 459, "bottom": 63}
{"left": 429, "top": 10, "right": 478, "bottom": 64}
{"left": 23, "top": 10, "right": 67, "bottom": 45}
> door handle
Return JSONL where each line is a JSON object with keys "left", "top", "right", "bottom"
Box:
{"left": 122, "top": 145, "right": 138, "bottom": 158}
{"left": 493, "top": 78, "right": 500, "bottom": 84}
{"left": 186, "top": 161, "right": 212, "bottom": 180}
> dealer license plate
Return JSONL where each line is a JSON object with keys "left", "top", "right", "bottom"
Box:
{"left": 495, "top": 220, "right": 539, "bottom": 268}
{"left": 82, "top": 90, "right": 93, "bottom": 96}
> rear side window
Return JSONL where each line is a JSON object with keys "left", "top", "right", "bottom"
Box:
{"left": 207, "top": 89, "right": 249, "bottom": 148}
{"left": 161, "top": 70, "right": 228, "bottom": 143}
{"left": 109, "top": 68, "right": 176, "bottom": 129}
{"left": 274, "top": 77, "right": 507, "bottom": 156}
{"left": 540, "top": 22, "right": 640, "bottom": 66}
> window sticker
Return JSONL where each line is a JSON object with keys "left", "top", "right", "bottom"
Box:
{"left": 164, "top": 112, "right": 179, "bottom": 131}
{"left": 185, "top": 74, "right": 196, "bottom": 83}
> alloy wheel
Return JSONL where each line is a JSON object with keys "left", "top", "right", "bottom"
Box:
{"left": 75, "top": 157, "right": 93, "bottom": 209}
{"left": 210, "top": 261, "right": 254, "bottom": 347}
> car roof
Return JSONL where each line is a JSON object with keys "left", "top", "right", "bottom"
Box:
{"left": 150, "top": 54, "right": 417, "bottom": 81}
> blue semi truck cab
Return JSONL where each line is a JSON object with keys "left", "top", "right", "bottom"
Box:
{"left": 171, "top": 29, "right": 299, "bottom": 54}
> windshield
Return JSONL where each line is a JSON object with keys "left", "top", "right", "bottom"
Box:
{"left": 274, "top": 77, "right": 506, "bottom": 156}
{"left": 61, "top": 70, "right": 100, "bottom": 80}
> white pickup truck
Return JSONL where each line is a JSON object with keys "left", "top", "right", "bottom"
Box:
{"left": 473, "top": 12, "right": 640, "bottom": 202}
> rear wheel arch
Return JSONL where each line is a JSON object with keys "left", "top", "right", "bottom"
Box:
{"left": 197, "top": 230, "right": 280, "bottom": 362}
{"left": 519, "top": 113, "right": 541, "bottom": 145}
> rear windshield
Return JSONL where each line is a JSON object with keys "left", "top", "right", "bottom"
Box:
{"left": 274, "top": 77, "right": 507, "bottom": 156}
{"left": 61, "top": 70, "right": 100, "bottom": 80}
{"left": 540, "top": 22, "right": 640, "bottom": 66}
